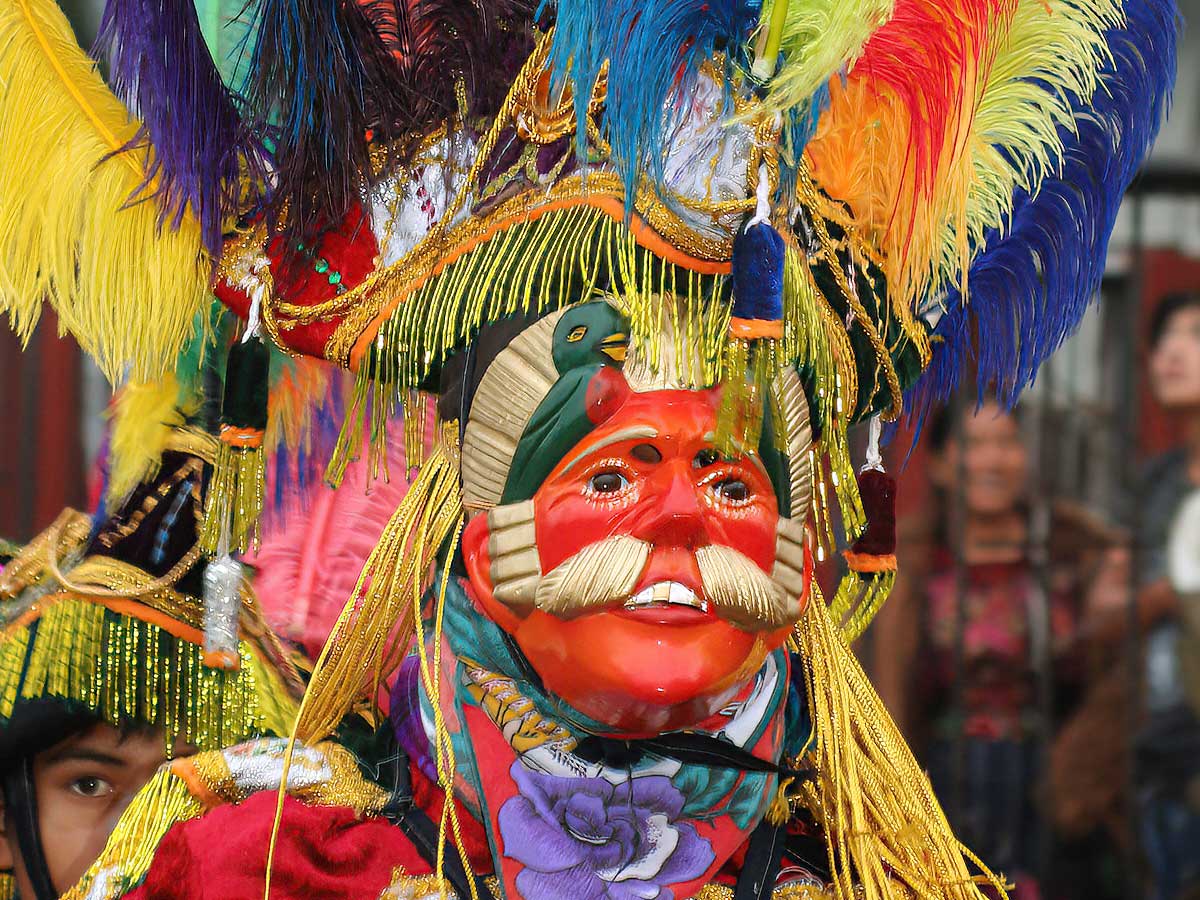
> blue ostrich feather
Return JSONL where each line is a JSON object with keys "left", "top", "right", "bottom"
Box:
{"left": 905, "top": 0, "right": 1179, "bottom": 422}
{"left": 541, "top": 0, "right": 763, "bottom": 203}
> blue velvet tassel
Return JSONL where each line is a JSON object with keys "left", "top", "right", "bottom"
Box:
{"left": 731, "top": 220, "right": 785, "bottom": 325}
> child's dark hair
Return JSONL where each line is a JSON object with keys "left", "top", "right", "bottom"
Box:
{"left": 1149, "top": 291, "right": 1200, "bottom": 350}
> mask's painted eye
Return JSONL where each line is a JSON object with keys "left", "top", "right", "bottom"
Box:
{"left": 69, "top": 775, "right": 114, "bottom": 799}
{"left": 588, "top": 471, "right": 628, "bottom": 494}
{"left": 566, "top": 325, "right": 588, "bottom": 343}
{"left": 713, "top": 478, "right": 750, "bottom": 503}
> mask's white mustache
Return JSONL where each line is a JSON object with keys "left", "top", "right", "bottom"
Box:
{"left": 487, "top": 502, "right": 809, "bottom": 632}
{"left": 694, "top": 544, "right": 800, "bottom": 631}
{"left": 533, "top": 536, "right": 651, "bottom": 618}
{"left": 529, "top": 539, "right": 800, "bottom": 632}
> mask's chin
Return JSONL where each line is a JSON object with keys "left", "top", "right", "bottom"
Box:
{"left": 506, "top": 606, "right": 787, "bottom": 738}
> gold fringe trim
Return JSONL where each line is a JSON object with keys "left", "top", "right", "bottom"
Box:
{"left": 61, "top": 766, "right": 204, "bottom": 900}
{"left": 780, "top": 245, "right": 865, "bottom": 556}
{"left": 200, "top": 441, "right": 266, "bottom": 554}
{"left": 715, "top": 337, "right": 783, "bottom": 456}
{"left": 0, "top": 597, "right": 297, "bottom": 752}
{"left": 796, "top": 587, "right": 1008, "bottom": 900}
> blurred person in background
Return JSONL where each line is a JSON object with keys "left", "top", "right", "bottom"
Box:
{"left": 1084, "top": 291, "right": 1200, "bottom": 900}
{"left": 871, "top": 401, "right": 1129, "bottom": 900}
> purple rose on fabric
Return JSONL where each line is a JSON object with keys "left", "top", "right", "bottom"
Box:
{"left": 498, "top": 763, "right": 714, "bottom": 900}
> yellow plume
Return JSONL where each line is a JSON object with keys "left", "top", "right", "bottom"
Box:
{"left": 106, "top": 375, "right": 196, "bottom": 503}
{"left": 0, "top": 0, "right": 208, "bottom": 383}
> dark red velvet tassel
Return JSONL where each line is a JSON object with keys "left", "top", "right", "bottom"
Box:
{"left": 849, "top": 468, "right": 896, "bottom": 559}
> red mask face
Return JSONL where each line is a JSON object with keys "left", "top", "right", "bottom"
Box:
{"left": 463, "top": 388, "right": 810, "bottom": 736}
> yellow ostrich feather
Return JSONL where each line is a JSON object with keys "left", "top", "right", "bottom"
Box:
{"left": 0, "top": 0, "right": 208, "bottom": 383}
{"left": 757, "top": 0, "right": 896, "bottom": 115}
{"left": 106, "top": 375, "right": 193, "bottom": 504}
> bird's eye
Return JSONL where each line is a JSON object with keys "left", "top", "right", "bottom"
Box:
{"left": 713, "top": 478, "right": 750, "bottom": 503}
{"left": 588, "top": 471, "right": 628, "bottom": 494}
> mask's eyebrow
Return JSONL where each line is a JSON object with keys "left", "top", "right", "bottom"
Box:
{"left": 701, "top": 431, "right": 768, "bottom": 478}
{"left": 558, "top": 426, "right": 659, "bottom": 476}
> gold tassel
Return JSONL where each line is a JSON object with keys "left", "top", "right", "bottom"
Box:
{"left": 61, "top": 767, "right": 204, "bottom": 900}
{"left": 828, "top": 567, "right": 897, "bottom": 646}
{"left": 0, "top": 873, "right": 14, "bottom": 900}
{"left": 796, "top": 587, "right": 1008, "bottom": 900}
{"left": 200, "top": 434, "right": 267, "bottom": 555}
{"left": 0, "top": 0, "right": 207, "bottom": 383}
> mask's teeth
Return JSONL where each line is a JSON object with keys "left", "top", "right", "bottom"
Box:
{"left": 625, "top": 585, "right": 657, "bottom": 608}
{"left": 623, "top": 581, "right": 705, "bottom": 611}
{"left": 668, "top": 582, "right": 700, "bottom": 608}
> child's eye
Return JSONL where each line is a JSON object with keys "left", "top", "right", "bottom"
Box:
{"left": 69, "top": 776, "right": 114, "bottom": 799}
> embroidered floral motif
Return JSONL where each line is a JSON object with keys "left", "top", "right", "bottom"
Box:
{"left": 499, "top": 762, "right": 715, "bottom": 900}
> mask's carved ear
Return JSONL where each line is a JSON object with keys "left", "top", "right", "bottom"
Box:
{"left": 461, "top": 510, "right": 523, "bottom": 635}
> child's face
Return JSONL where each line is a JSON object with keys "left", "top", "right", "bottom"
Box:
{"left": 1, "top": 722, "right": 186, "bottom": 895}
{"left": 1150, "top": 305, "right": 1200, "bottom": 411}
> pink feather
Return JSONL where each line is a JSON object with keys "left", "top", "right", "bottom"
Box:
{"left": 247, "top": 416, "right": 434, "bottom": 662}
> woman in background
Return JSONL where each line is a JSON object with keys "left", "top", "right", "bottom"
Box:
{"left": 871, "top": 401, "right": 1128, "bottom": 900}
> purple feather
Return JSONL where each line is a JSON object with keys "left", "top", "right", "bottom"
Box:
{"left": 94, "top": 0, "right": 268, "bottom": 254}
{"left": 240, "top": 0, "right": 534, "bottom": 247}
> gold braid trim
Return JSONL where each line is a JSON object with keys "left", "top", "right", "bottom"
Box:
{"left": 0, "top": 507, "right": 91, "bottom": 598}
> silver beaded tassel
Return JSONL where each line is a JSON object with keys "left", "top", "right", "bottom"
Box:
{"left": 202, "top": 551, "right": 243, "bottom": 670}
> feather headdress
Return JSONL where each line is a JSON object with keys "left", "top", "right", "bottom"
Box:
{"left": 0, "top": 1, "right": 1178, "bottom": 898}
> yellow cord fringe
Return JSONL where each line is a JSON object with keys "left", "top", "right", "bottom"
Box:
{"left": 200, "top": 441, "right": 267, "bottom": 555}
{"left": 829, "top": 568, "right": 898, "bottom": 646}
{"left": 796, "top": 589, "right": 1008, "bottom": 900}
{"left": 0, "top": 597, "right": 297, "bottom": 753}
{"left": 263, "top": 428, "right": 465, "bottom": 898}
